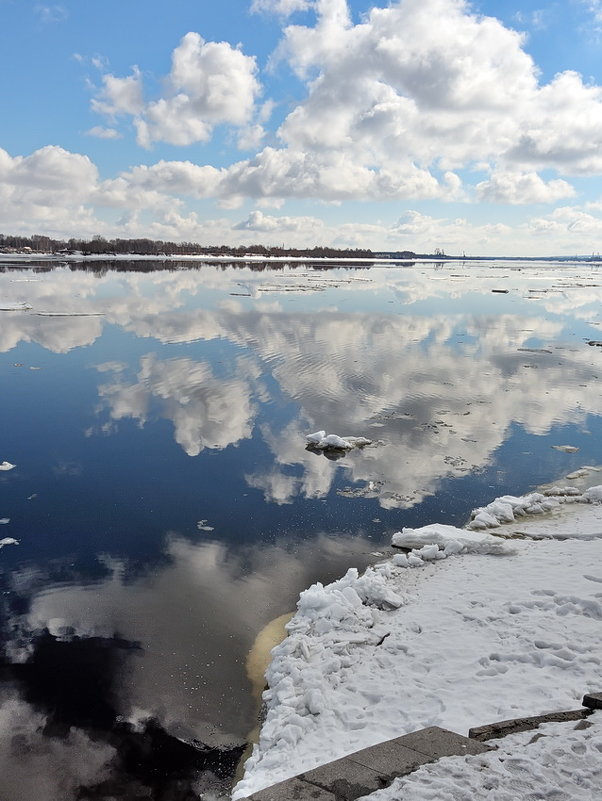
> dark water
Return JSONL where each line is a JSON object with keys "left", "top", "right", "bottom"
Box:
{"left": 1, "top": 258, "right": 602, "bottom": 799}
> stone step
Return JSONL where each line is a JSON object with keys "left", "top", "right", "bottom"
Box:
{"left": 241, "top": 727, "right": 490, "bottom": 801}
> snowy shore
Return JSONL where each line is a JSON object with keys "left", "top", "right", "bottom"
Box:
{"left": 234, "top": 482, "right": 602, "bottom": 799}
{"left": 358, "top": 711, "right": 602, "bottom": 801}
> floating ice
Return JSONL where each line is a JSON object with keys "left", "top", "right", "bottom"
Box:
{"left": 0, "top": 461, "right": 15, "bottom": 471}
{"left": 0, "top": 538, "right": 18, "bottom": 549}
{"left": 0, "top": 301, "right": 32, "bottom": 311}
{"left": 0, "top": 518, "right": 10, "bottom": 525}
{"left": 566, "top": 465, "right": 602, "bottom": 480}
{"left": 305, "top": 432, "right": 372, "bottom": 451}
{"left": 567, "top": 468, "right": 591, "bottom": 479}
{"left": 551, "top": 444, "right": 579, "bottom": 453}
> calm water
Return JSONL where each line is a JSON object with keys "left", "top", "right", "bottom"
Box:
{"left": 1, "top": 258, "right": 601, "bottom": 799}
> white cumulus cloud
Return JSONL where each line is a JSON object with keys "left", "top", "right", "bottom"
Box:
{"left": 475, "top": 171, "right": 576, "bottom": 204}
{"left": 91, "top": 33, "right": 261, "bottom": 148}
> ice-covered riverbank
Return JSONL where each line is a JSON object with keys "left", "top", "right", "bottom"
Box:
{"left": 234, "top": 483, "right": 602, "bottom": 799}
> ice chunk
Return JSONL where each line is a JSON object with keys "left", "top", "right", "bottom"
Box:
{"left": 583, "top": 485, "right": 602, "bottom": 503}
{"left": 544, "top": 486, "right": 582, "bottom": 497}
{"left": 0, "top": 302, "right": 32, "bottom": 311}
{"left": 0, "top": 461, "right": 15, "bottom": 471}
{"left": 0, "top": 518, "right": 9, "bottom": 525}
{"left": 392, "top": 523, "right": 515, "bottom": 555}
{"left": 0, "top": 538, "right": 18, "bottom": 549}
{"left": 318, "top": 434, "right": 353, "bottom": 449}
{"left": 467, "top": 492, "right": 559, "bottom": 529}
{"left": 341, "top": 436, "right": 372, "bottom": 447}
{"left": 306, "top": 432, "right": 372, "bottom": 451}
{"left": 567, "top": 468, "right": 591, "bottom": 479}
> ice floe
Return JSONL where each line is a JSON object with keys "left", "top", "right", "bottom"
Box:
{"left": 0, "top": 537, "right": 18, "bottom": 549}
{"left": 305, "top": 431, "right": 372, "bottom": 451}
{"left": 0, "top": 301, "right": 32, "bottom": 311}
{"left": 0, "top": 461, "right": 16, "bottom": 471}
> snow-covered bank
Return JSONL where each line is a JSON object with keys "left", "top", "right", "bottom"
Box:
{"left": 234, "top": 486, "right": 602, "bottom": 799}
{"left": 359, "top": 712, "right": 602, "bottom": 801}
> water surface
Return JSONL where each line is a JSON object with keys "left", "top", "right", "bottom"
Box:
{"left": 1, "top": 258, "right": 602, "bottom": 799}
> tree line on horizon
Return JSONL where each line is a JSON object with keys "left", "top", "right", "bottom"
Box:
{"left": 0, "top": 233, "right": 418, "bottom": 260}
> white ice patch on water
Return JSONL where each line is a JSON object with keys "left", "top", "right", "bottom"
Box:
{"left": 305, "top": 431, "right": 372, "bottom": 450}
{"left": 0, "top": 301, "right": 32, "bottom": 311}
{"left": 0, "top": 461, "right": 15, "bottom": 471}
{"left": 0, "top": 538, "right": 18, "bottom": 549}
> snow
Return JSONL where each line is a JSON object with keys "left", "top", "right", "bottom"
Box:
{"left": 466, "top": 491, "right": 562, "bottom": 530}
{"left": 0, "top": 461, "right": 15, "bottom": 471}
{"left": 358, "top": 713, "right": 602, "bottom": 801}
{"left": 234, "top": 485, "right": 602, "bottom": 799}
{"left": 392, "top": 523, "right": 515, "bottom": 557}
{"left": 305, "top": 431, "right": 373, "bottom": 450}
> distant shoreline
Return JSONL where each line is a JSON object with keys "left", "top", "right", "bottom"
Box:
{"left": 2, "top": 252, "right": 602, "bottom": 266}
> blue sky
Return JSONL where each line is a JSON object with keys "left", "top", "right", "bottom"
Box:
{"left": 1, "top": 0, "right": 602, "bottom": 255}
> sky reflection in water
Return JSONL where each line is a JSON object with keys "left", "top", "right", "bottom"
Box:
{"left": 1, "top": 259, "right": 602, "bottom": 799}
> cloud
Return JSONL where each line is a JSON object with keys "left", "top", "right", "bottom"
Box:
{"left": 34, "top": 4, "right": 68, "bottom": 23}
{"left": 233, "top": 209, "right": 325, "bottom": 234}
{"left": 248, "top": 0, "right": 602, "bottom": 194}
{"left": 91, "top": 67, "right": 144, "bottom": 117}
{"left": 0, "top": 145, "right": 99, "bottom": 233}
{"left": 251, "top": 0, "right": 312, "bottom": 15}
{"left": 581, "top": 0, "right": 602, "bottom": 26}
{"left": 114, "top": 0, "right": 602, "bottom": 199}
{"left": 237, "top": 123, "right": 267, "bottom": 151}
{"left": 85, "top": 126, "right": 122, "bottom": 140}
{"left": 475, "top": 171, "right": 575, "bottom": 204}
{"left": 91, "top": 33, "right": 261, "bottom": 148}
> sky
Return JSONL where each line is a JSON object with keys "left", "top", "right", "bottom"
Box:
{"left": 1, "top": 0, "right": 602, "bottom": 256}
